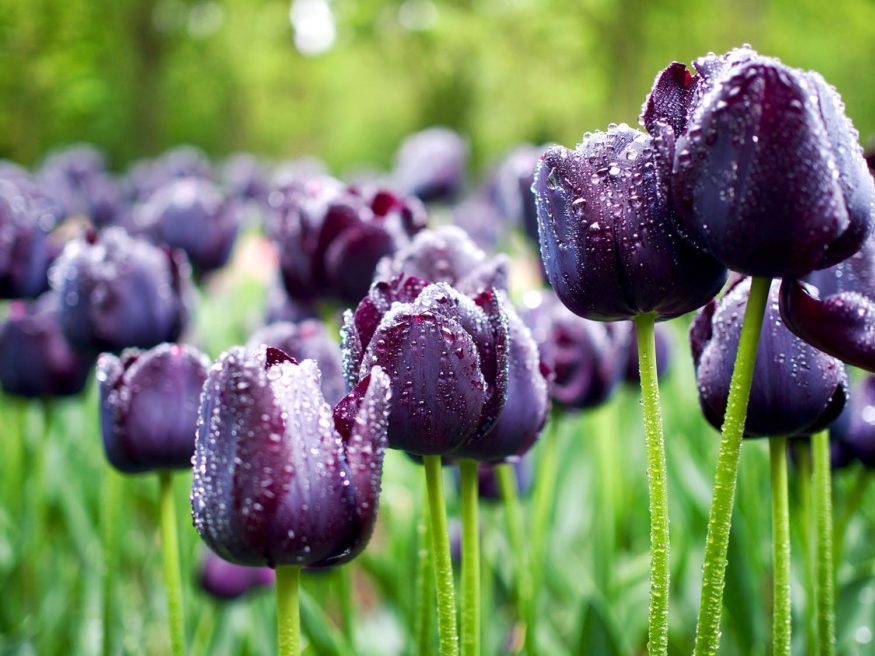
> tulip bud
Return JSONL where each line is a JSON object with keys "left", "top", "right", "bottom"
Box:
{"left": 780, "top": 236, "right": 875, "bottom": 372}
{"left": 50, "top": 228, "right": 192, "bottom": 353}
{"left": 521, "top": 290, "right": 628, "bottom": 409}
{"left": 199, "top": 549, "right": 274, "bottom": 601}
{"left": 134, "top": 177, "right": 240, "bottom": 274}
{"left": 0, "top": 292, "right": 94, "bottom": 398}
{"left": 191, "top": 346, "right": 391, "bottom": 568}
{"left": 691, "top": 278, "right": 847, "bottom": 437}
{"left": 668, "top": 47, "right": 875, "bottom": 277}
{"left": 247, "top": 320, "right": 345, "bottom": 405}
{"left": 1, "top": 179, "right": 54, "bottom": 299}
{"left": 375, "top": 225, "right": 509, "bottom": 297}
{"left": 534, "top": 123, "right": 727, "bottom": 321}
{"left": 98, "top": 343, "right": 210, "bottom": 473}
{"left": 392, "top": 127, "right": 468, "bottom": 202}
{"left": 342, "top": 275, "right": 509, "bottom": 455}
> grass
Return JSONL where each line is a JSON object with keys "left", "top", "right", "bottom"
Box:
{"left": 1, "top": 238, "right": 874, "bottom": 655}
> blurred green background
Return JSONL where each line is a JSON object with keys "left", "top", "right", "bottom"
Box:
{"left": 2, "top": 0, "right": 875, "bottom": 172}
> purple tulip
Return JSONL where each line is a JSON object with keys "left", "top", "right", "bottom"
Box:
{"left": 833, "top": 377, "right": 875, "bottom": 468}
{"left": 221, "top": 154, "right": 269, "bottom": 205}
{"left": 50, "top": 228, "right": 192, "bottom": 353}
{"left": 779, "top": 236, "right": 875, "bottom": 372}
{"left": 342, "top": 274, "right": 509, "bottom": 455}
{"left": 199, "top": 549, "right": 275, "bottom": 601}
{"left": 475, "top": 457, "right": 533, "bottom": 502}
{"left": 126, "top": 146, "right": 214, "bottom": 202}
{"left": 488, "top": 145, "right": 543, "bottom": 243}
{"left": 247, "top": 320, "right": 345, "bottom": 405}
{"left": 392, "top": 127, "right": 469, "bottom": 202}
{"left": 452, "top": 193, "right": 509, "bottom": 251}
{"left": 0, "top": 292, "right": 94, "bottom": 398}
{"left": 267, "top": 179, "right": 426, "bottom": 304}
{"left": 264, "top": 280, "right": 319, "bottom": 325}
{"left": 191, "top": 346, "right": 390, "bottom": 568}
{"left": 534, "top": 123, "right": 727, "bottom": 321}
{"left": 133, "top": 177, "right": 240, "bottom": 274}
{"left": 521, "top": 290, "right": 628, "bottom": 409}
{"left": 691, "top": 278, "right": 847, "bottom": 437}
{"left": 375, "top": 225, "right": 508, "bottom": 297}
{"left": 624, "top": 323, "right": 674, "bottom": 384}
{"left": 98, "top": 343, "right": 210, "bottom": 473}
{"left": 38, "top": 145, "right": 123, "bottom": 227}
{"left": 665, "top": 47, "right": 875, "bottom": 278}
{"left": 453, "top": 302, "right": 550, "bottom": 462}
{"left": 1, "top": 179, "right": 54, "bottom": 299}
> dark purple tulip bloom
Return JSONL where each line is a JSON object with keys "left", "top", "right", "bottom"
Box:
{"left": 489, "top": 145, "right": 543, "bottom": 243}
{"left": 264, "top": 280, "right": 318, "bottom": 325}
{"left": 833, "top": 377, "right": 875, "bottom": 468}
{"left": 0, "top": 180, "right": 54, "bottom": 299}
{"left": 780, "top": 236, "right": 875, "bottom": 372}
{"left": 50, "top": 228, "right": 192, "bottom": 353}
{"left": 521, "top": 290, "right": 628, "bottom": 409}
{"left": 221, "top": 153, "right": 269, "bottom": 205}
{"left": 134, "top": 177, "right": 240, "bottom": 274}
{"left": 342, "top": 274, "right": 509, "bottom": 456}
{"left": 199, "top": 549, "right": 275, "bottom": 601}
{"left": 267, "top": 178, "right": 426, "bottom": 304}
{"left": 126, "top": 146, "right": 214, "bottom": 202}
{"left": 191, "top": 346, "right": 390, "bottom": 568}
{"left": 247, "top": 320, "right": 345, "bottom": 405}
{"left": 535, "top": 123, "right": 727, "bottom": 321}
{"left": 452, "top": 193, "right": 509, "bottom": 251}
{"left": 393, "top": 127, "right": 469, "bottom": 202}
{"left": 667, "top": 47, "right": 875, "bottom": 278}
{"left": 0, "top": 292, "right": 94, "bottom": 398}
{"left": 98, "top": 343, "right": 209, "bottom": 473}
{"left": 38, "top": 145, "right": 123, "bottom": 227}
{"left": 624, "top": 323, "right": 673, "bottom": 384}
{"left": 453, "top": 302, "right": 550, "bottom": 462}
{"left": 691, "top": 278, "right": 847, "bottom": 437}
{"left": 375, "top": 225, "right": 508, "bottom": 297}
{"left": 475, "top": 457, "right": 533, "bottom": 502}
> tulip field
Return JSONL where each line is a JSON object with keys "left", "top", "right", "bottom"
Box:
{"left": 4, "top": 5, "right": 875, "bottom": 655}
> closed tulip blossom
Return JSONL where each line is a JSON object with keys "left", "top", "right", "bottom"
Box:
{"left": 489, "top": 144, "right": 543, "bottom": 244}
{"left": 835, "top": 376, "right": 875, "bottom": 467}
{"left": 375, "top": 225, "right": 508, "bottom": 297}
{"left": 521, "top": 290, "right": 628, "bottom": 409}
{"left": 50, "top": 228, "right": 191, "bottom": 353}
{"left": 780, "top": 236, "right": 875, "bottom": 372}
{"left": 199, "top": 550, "right": 274, "bottom": 601}
{"left": 692, "top": 278, "right": 847, "bottom": 438}
{"left": 1, "top": 179, "right": 54, "bottom": 299}
{"left": 0, "top": 292, "right": 94, "bottom": 398}
{"left": 392, "top": 127, "right": 468, "bottom": 202}
{"left": 663, "top": 47, "right": 875, "bottom": 278}
{"left": 38, "top": 145, "right": 123, "bottom": 227}
{"left": 247, "top": 320, "right": 345, "bottom": 405}
{"left": 98, "top": 343, "right": 210, "bottom": 473}
{"left": 267, "top": 179, "right": 426, "bottom": 304}
{"left": 134, "top": 177, "right": 240, "bottom": 274}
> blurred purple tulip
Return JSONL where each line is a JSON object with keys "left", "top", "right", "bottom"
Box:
{"left": 832, "top": 376, "right": 875, "bottom": 468}
{"left": 191, "top": 346, "right": 390, "bottom": 568}
{"left": 521, "top": 290, "right": 628, "bottom": 409}
{"left": 664, "top": 47, "right": 875, "bottom": 278}
{"left": 0, "top": 179, "right": 54, "bottom": 299}
{"left": 375, "top": 225, "right": 508, "bottom": 297}
{"left": 267, "top": 178, "right": 426, "bottom": 304}
{"left": 0, "top": 292, "right": 94, "bottom": 398}
{"left": 199, "top": 549, "right": 275, "bottom": 601}
{"left": 38, "top": 145, "right": 123, "bottom": 227}
{"left": 534, "top": 123, "right": 726, "bottom": 321}
{"left": 98, "top": 343, "right": 210, "bottom": 473}
{"left": 488, "top": 144, "right": 543, "bottom": 243}
{"left": 342, "top": 274, "right": 509, "bottom": 455}
{"left": 393, "top": 127, "right": 468, "bottom": 202}
{"left": 264, "top": 279, "right": 318, "bottom": 325}
{"left": 624, "top": 323, "right": 674, "bottom": 384}
{"left": 691, "top": 278, "right": 847, "bottom": 437}
{"left": 247, "top": 320, "right": 345, "bottom": 405}
{"left": 50, "top": 228, "right": 192, "bottom": 353}
{"left": 780, "top": 236, "right": 875, "bottom": 372}
{"left": 475, "top": 457, "right": 533, "bottom": 502}
{"left": 221, "top": 153, "right": 269, "bottom": 205}
{"left": 133, "top": 177, "right": 240, "bottom": 274}
{"left": 126, "top": 145, "right": 213, "bottom": 202}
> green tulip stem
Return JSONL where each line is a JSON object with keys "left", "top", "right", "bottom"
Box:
{"left": 813, "top": 430, "right": 836, "bottom": 656}
{"left": 633, "top": 313, "right": 671, "bottom": 656}
{"left": 770, "top": 437, "right": 791, "bottom": 656}
{"left": 414, "top": 490, "right": 435, "bottom": 656}
{"left": 459, "top": 459, "right": 480, "bottom": 656}
{"left": 694, "top": 275, "right": 771, "bottom": 656}
{"left": 158, "top": 471, "right": 186, "bottom": 656}
{"left": 496, "top": 462, "right": 532, "bottom": 649}
{"left": 276, "top": 565, "right": 302, "bottom": 656}
{"left": 102, "top": 466, "right": 121, "bottom": 655}
{"left": 424, "top": 455, "right": 460, "bottom": 656}
{"left": 796, "top": 445, "right": 817, "bottom": 656}
{"left": 336, "top": 565, "right": 355, "bottom": 648}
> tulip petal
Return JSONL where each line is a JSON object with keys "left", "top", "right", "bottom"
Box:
{"left": 640, "top": 61, "right": 699, "bottom": 137}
